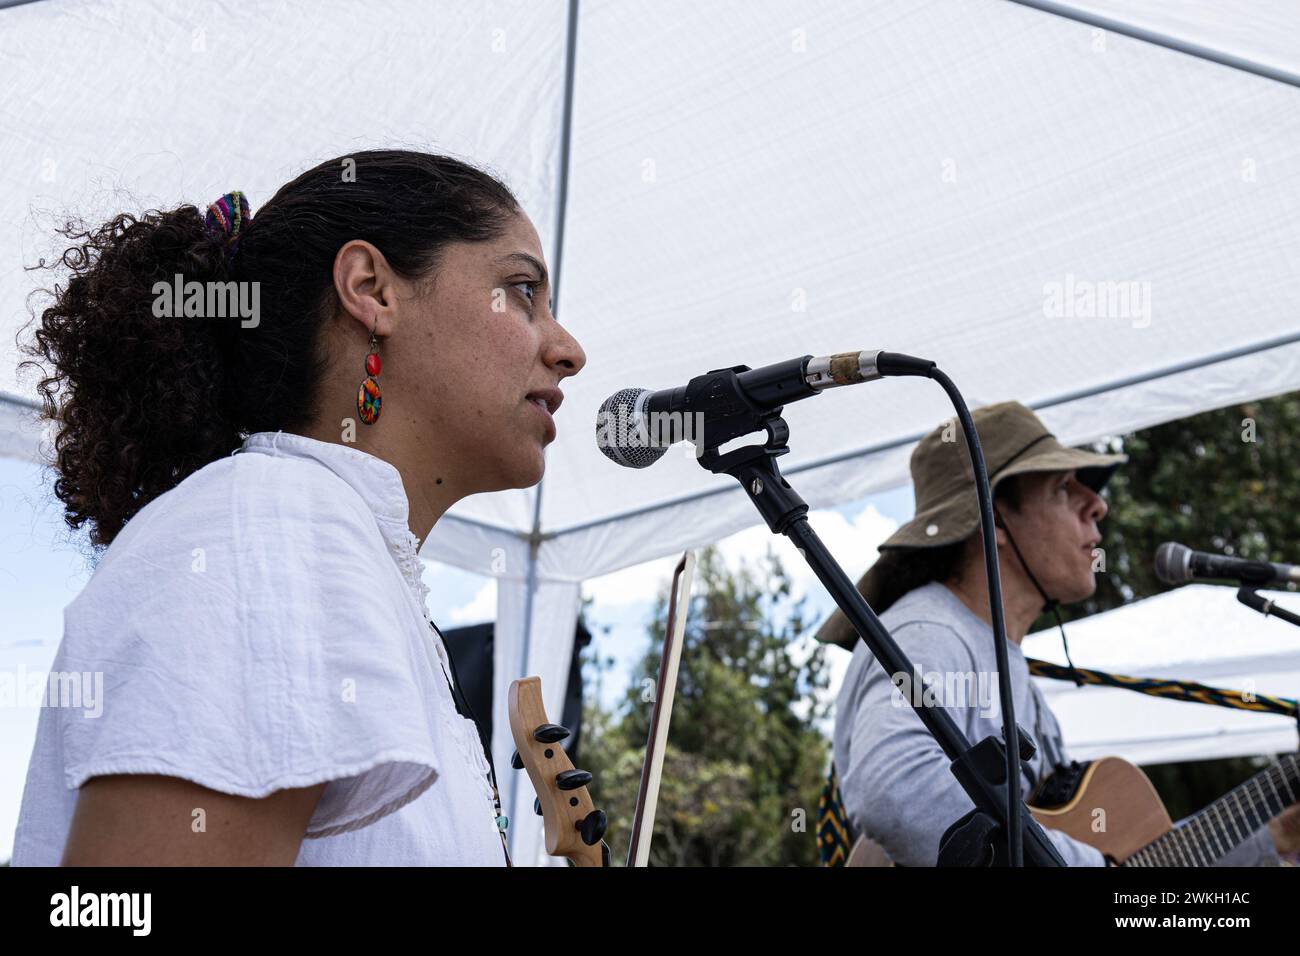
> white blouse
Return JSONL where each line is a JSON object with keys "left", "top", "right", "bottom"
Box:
{"left": 11, "top": 431, "right": 507, "bottom": 866}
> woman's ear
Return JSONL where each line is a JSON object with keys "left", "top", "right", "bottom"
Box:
{"left": 333, "top": 239, "right": 399, "bottom": 338}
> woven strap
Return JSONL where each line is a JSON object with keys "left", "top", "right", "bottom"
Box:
{"left": 1027, "top": 658, "right": 1299, "bottom": 718}
{"left": 818, "top": 763, "right": 853, "bottom": 866}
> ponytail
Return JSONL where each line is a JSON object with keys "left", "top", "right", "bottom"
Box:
{"left": 20, "top": 204, "right": 247, "bottom": 549}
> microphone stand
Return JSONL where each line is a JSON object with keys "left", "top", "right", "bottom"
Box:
{"left": 1237, "top": 587, "right": 1300, "bottom": 629}
{"left": 688, "top": 366, "right": 1065, "bottom": 867}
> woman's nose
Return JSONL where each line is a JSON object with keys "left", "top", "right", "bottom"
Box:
{"left": 547, "top": 321, "right": 586, "bottom": 377}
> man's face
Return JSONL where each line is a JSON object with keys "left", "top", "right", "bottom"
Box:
{"left": 997, "top": 469, "right": 1108, "bottom": 604}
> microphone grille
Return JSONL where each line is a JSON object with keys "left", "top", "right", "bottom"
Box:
{"left": 595, "top": 388, "right": 668, "bottom": 469}
{"left": 1154, "top": 541, "right": 1192, "bottom": 586}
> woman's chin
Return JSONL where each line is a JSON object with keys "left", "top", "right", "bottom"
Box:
{"left": 464, "top": 437, "right": 547, "bottom": 493}
{"left": 503, "top": 448, "right": 547, "bottom": 489}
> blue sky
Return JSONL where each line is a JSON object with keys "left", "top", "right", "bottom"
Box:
{"left": 0, "top": 451, "right": 916, "bottom": 861}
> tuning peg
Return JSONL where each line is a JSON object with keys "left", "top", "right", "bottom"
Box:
{"left": 534, "top": 797, "right": 542, "bottom": 816}
{"left": 532, "top": 723, "right": 570, "bottom": 744}
{"left": 577, "top": 808, "right": 607, "bottom": 846}
{"left": 510, "top": 750, "right": 524, "bottom": 770}
{"left": 556, "top": 768, "right": 593, "bottom": 791}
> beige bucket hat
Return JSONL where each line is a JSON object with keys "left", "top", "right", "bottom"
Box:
{"left": 815, "top": 401, "right": 1126, "bottom": 648}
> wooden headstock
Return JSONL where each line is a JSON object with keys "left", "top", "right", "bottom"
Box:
{"left": 508, "top": 676, "right": 610, "bottom": 867}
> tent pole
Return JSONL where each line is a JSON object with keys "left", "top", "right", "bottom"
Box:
{"left": 1007, "top": 0, "right": 1300, "bottom": 89}
{"left": 508, "top": 0, "right": 581, "bottom": 861}
{"left": 549, "top": 0, "right": 580, "bottom": 319}
{"left": 0, "top": 391, "right": 40, "bottom": 411}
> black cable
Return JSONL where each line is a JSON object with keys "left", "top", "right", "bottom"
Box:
{"left": 879, "top": 353, "right": 1025, "bottom": 867}
{"left": 998, "top": 516, "right": 1086, "bottom": 686}
{"left": 934, "top": 371, "right": 1023, "bottom": 866}
{"left": 1049, "top": 608, "right": 1083, "bottom": 684}
{"left": 430, "top": 621, "right": 512, "bottom": 866}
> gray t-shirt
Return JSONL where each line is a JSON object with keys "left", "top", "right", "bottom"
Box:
{"left": 832, "top": 580, "right": 1279, "bottom": 867}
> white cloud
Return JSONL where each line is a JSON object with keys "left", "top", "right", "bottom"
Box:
{"left": 448, "top": 579, "right": 497, "bottom": 624}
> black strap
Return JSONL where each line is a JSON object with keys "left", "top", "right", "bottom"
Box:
{"left": 430, "top": 622, "right": 479, "bottom": 724}
{"left": 996, "top": 512, "right": 1086, "bottom": 687}
{"left": 429, "top": 620, "right": 513, "bottom": 866}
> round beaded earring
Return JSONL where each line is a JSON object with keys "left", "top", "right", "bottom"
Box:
{"left": 357, "top": 326, "right": 382, "bottom": 425}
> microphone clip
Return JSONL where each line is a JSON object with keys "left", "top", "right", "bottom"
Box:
{"left": 1236, "top": 586, "right": 1300, "bottom": 629}
{"left": 685, "top": 364, "right": 793, "bottom": 464}
{"left": 687, "top": 369, "right": 808, "bottom": 535}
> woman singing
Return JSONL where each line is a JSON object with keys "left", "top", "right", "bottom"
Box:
{"left": 11, "top": 149, "right": 585, "bottom": 865}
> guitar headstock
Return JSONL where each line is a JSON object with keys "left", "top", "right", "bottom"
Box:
{"left": 508, "top": 676, "right": 610, "bottom": 867}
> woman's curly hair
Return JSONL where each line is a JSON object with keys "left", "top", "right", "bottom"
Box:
{"left": 17, "top": 149, "right": 519, "bottom": 550}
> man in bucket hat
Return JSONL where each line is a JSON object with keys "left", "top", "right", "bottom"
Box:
{"left": 822, "top": 401, "right": 1287, "bottom": 866}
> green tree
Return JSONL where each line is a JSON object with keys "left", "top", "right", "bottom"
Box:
{"left": 1069, "top": 394, "right": 1300, "bottom": 619}
{"left": 581, "top": 546, "right": 830, "bottom": 866}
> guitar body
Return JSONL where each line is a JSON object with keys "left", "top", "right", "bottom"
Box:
{"left": 1029, "top": 756, "right": 1173, "bottom": 864}
{"left": 847, "top": 751, "right": 1295, "bottom": 866}
{"left": 846, "top": 757, "right": 1175, "bottom": 866}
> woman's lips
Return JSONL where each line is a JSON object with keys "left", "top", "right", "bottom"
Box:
{"left": 527, "top": 396, "right": 557, "bottom": 442}
{"left": 525, "top": 387, "right": 564, "bottom": 444}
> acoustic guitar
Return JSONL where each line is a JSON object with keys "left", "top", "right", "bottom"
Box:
{"left": 1030, "top": 753, "right": 1298, "bottom": 866}
{"left": 848, "top": 753, "right": 1299, "bottom": 866}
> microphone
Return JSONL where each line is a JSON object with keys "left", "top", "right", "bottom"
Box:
{"left": 1153, "top": 541, "right": 1300, "bottom": 587}
{"left": 595, "top": 350, "right": 933, "bottom": 469}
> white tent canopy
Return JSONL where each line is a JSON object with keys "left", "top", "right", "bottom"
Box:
{"left": 1025, "top": 585, "right": 1300, "bottom": 764}
{"left": 3, "top": 0, "right": 1300, "bottom": 862}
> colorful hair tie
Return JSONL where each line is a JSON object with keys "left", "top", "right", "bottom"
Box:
{"left": 204, "top": 191, "right": 252, "bottom": 262}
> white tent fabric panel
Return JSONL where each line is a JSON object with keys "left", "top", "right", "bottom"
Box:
{"left": 545, "top": 0, "right": 1300, "bottom": 537}
{"left": 0, "top": 395, "right": 44, "bottom": 466}
{"left": 0, "top": 0, "right": 565, "bottom": 536}
{"left": 1025, "top": 585, "right": 1300, "bottom": 765}
{"left": 7, "top": 0, "right": 1300, "bottom": 551}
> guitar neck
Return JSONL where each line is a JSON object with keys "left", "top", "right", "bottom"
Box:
{"left": 1124, "top": 753, "right": 1300, "bottom": 867}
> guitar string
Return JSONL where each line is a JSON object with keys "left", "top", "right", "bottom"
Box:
{"left": 1138, "top": 754, "right": 1299, "bottom": 866}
